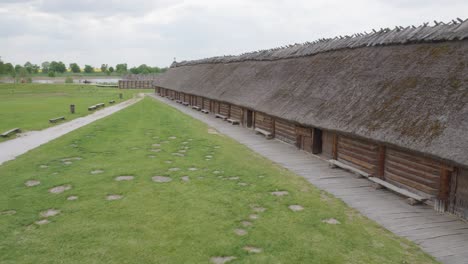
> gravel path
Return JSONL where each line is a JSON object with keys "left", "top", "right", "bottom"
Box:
{"left": 0, "top": 94, "right": 144, "bottom": 166}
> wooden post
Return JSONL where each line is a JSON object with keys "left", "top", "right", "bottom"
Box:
{"left": 272, "top": 118, "right": 276, "bottom": 137}
{"left": 332, "top": 133, "right": 338, "bottom": 160}
{"left": 70, "top": 104, "right": 75, "bottom": 114}
{"left": 119, "top": 93, "right": 123, "bottom": 99}
{"left": 378, "top": 145, "right": 386, "bottom": 179}
{"left": 228, "top": 104, "right": 231, "bottom": 118}
{"left": 439, "top": 166, "right": 452, "bottom": 201}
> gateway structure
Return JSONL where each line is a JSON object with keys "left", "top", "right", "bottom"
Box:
{"left": 149, "top": 20, "right": 468, "bottom": 219}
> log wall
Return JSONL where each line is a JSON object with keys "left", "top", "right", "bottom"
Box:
{"left": 203, "top": 98, "right": 211, "bottom": 111}
{"left": 337, "top": 136, "right": 379, "bottom": 175}
{"left": 450, "top": 168, "right": 468, "bottom": 219}
{"left": 219, "top": 103, "right": 230, "bottom": 116}
{"left": 321, "top": 130, "right": 335, "bottom": 159}
{"left": 255, "top": 112, "right": 274, "bottom": 133}
{"left": 118, "top": 80, "right": 153, "bottom": 89}
{"left": 230, "top": 105, "right": 243, "bottom": 121}
{"left": 275, "top": 118, "right": 296, "bottom": 144}
{"left": 296, "top": 126, "right": 313, "bottom": 153}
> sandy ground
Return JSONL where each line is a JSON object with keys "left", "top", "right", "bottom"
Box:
{"left": 0, "top": 94, "right": 144, "bottom": 166}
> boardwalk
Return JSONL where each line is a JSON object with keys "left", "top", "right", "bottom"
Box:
{"left": 0, "top": 95, "right": 143, "bottom": 166}
{"left": 150, "top": 94, "right": 468, "bottom": 264}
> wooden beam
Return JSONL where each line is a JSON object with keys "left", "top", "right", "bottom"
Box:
{"left": 439, "top": 166, "right": 452, "bottom": 201}
{"left": 378, "top": 145, "right": 386, "bottom": 179}
{"left": 332, "top": 133, "right": 338, "bottom": 160}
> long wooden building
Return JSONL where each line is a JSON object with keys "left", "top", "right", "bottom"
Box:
{"left": 154, "top": 20, "right": 468, "bottom": 219}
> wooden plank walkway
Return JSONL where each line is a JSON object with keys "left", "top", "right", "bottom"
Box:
{"left": 150, "top": 94, "right": 468, "bottom": 264}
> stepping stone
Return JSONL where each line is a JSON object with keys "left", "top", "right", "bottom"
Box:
{"left": 243, "top": 246, "right": 262, "bottom": 254}
{"left": 241, "top": 221, "right": 252, "bottom": 227}
{"left": 152, "top": 176, "right": 172, "bottom": 183}
{"left": 213, "top": 170, "right": 222, "bottom": 174}
{"left": 182, "top": 142, "right": 188, "bottom": 145}
{"left": 181, "top": 176, "right": 190, "bottom": 182}
{"left": 169, "top": 136, "right": 177, "bottom": 139}
{"left": 228, "top": 177, "right": 239, "bottom": 181}
{"left": 238, "top": 182, "right": 248, "bottom": 186}
{"left": 106, "top": 194, "right": 123, "bottom": 201}
{"left": 63, "top": 161, "right": 73, "bottom": 165}
{"left": 183, "top": 146, "right": 189, "bottom": 149}
{"left": 35, "top": 219, "right": 50, "bottom": 225}
{"left": 165, "top": 161, "right": 173, "bottom": 164}
{"left": 131, "top": 147, "right": 139, "bottom": 150}
{"left": 90, "top": 170, "right": 104, "bottom": 175}
{"left": 205, "top": 155, "right": 213, "bottom": 158}
{"left": 288, "top": 205, "right": 304, "bottom": 212}
{"left": 67, "top": 196, "right": 78, "bottom": 201}
{"left": 168, "top": 168, "right": 180, "bottom": 172}
{"left": 148, "top": 155, "right": 156, "bottom": 158}
{"left": 178, "top": 150, "right": 187, "bottom": 153}
{"left": 172, "top": 153, "right": 185, "bottom": 157}
{"left": 40, "top": 209, "right": 60, "bottom": 218}
{"left": 161, "top": 140, "right": 169, "bottom": 144}
{"left": 151, "top": 149, "right": 161, "bottom": 153}
{"left": 210, "top": 256, "right": 236, "bottom": 264}
{"left": 214, "top": 146, "right": 220, "bottom": 149}
{"left": 249, "top": 214, "right": 259, "bottom": 220}
{"left": 271, "top": 191, "right": 289, "bottom": 196}
{"left": 70, "top": 144, "right": 78, "bottom": 148}
{"left": 258, "top": 175, "right": 265, "bottom": 178}
{"left": 198, "top": 176, "right": 205, "bottom": 179}
{"left": 188, "top": 139, "right": 193, "bottom": 141}
{"left": 49, "top": 185, "right": 72, "bottom": 194}
{"left": 322, "top": 218, "right": 341, "bottom": 225}
{"left": 25, "top": 180, "right": 40, "bottom": 187}
{"left": 234, "top": 229, "right": 248, "bottom": 236}
{"left": 188, "top": 167, "right": 198, "bottom": 171}
{"left": 152, "top": 144, "right": 161, "bottom": 147}
{"left": 0, "top": 210, "right": 16, "bottom": 216}
{"left": 39, "top": 165, "right": 48, "bottom": 169}
{"left": 251, "top": 205, "right": 266, "bottom": 213}
{"left": 115, "top": 176, "right": 134, "bottom": 181}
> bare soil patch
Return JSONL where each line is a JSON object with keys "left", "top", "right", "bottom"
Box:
{"left": 289, "top": 205, "right": 304, "bottom": 212}
{"left": 243, "top": 246, "right": 262, "bottom": 253}
{"left": 115, "top": 176, "right": 134, "bottom": 181}
{"left": 234, "top": 228, "right": 248, "bottom": 236}
{"left": 210, "top": 256, "right": 236, "bottom": 264}
{"left": 49, "top": 185, "right": 72, "bottom": 194}
{"left": 251, "top": 205, "right": 266, "bottom": 213}
{"left": 0, "top": 210, "right": 16, "bottom": 216}
{"left": 241, "top": 221, "right": 252, "bottom": 227}
{"left": 25, "top": 180, "right": 40, "bottom": 187}
{"left": 106, "top": 194, "right": 123, "bottom": 201}
{"left": 152, "top": 176, "right": 172, "bottom": 183}
{"left": 40, "top": 209, "right": 60, "bottom": 218}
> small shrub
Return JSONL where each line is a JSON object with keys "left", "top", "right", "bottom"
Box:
{"left": 48, "top": 71, "right": 56, "bottom": 77}
{"left": 65, "top": 76, "right": 73, "bottom": 83}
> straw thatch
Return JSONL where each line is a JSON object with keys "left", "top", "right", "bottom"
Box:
{"left": 154, "top": 21, "right": 468, "bottom": 168}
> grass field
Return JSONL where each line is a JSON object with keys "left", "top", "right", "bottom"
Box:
{"left": 0, "top": 84, "right": 146, "bottom": 140}
{"left": 0, "top": 98, "right": 437, "bottom": 264}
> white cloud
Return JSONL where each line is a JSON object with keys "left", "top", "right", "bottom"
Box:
{"left": 0, "top": 0, "right": 467, "bottom": 68}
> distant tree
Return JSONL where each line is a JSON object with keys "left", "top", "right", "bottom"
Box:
{"left": 84, "top": 65, "right": 94, "bottom": 73}
{"left": 100, "top": 64, "right": 108, "bottom": 72}
{"left": 41, "top": 61, "right": 50, "bottom": 73}
{"left": 14, "top": 64, "right": 23, "bottom": 72}
{"left": 69, "top": 63, "right": 81, "bottom": 73}
{"left": 4, "top": 63, "right": 14, "bottom": 75}
{"left": 108, "top": 66, "right": 114, "bottom": 73}
{"left": 16, "top": 67, "right": 29, "bottom": 83}
{"left": 49, "top": 61, "right": 66, "bottom": 73}
{"left": 115, "top": 63, "right": 127, "bottom": 73}
{"left": 31, "top": 64, "right": 40, "bottom": 74}
{"left": 24, "top": 61, "right": 33, "bottom": 73}
{"left": 48, "top": 71, "right": 55, "bottom": 77}
{"left": 0, "top": 57, "right": 4, "bottom": 74}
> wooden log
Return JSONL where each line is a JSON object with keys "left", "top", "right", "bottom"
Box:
{"left": 378, "top": 145, "right": 386, "bottom": 179}
{"left": 1, "top": 128, "right": 21, "bottom": 137}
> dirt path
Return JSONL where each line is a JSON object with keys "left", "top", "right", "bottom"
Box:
{"left": 0, "top": 94, "right": 144, "bottom": 166}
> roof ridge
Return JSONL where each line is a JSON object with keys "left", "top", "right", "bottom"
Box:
{"left": 172, "top": 18, "right": 468, "bottom": 67}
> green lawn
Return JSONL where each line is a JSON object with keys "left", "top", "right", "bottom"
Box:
{"left": 0, "top": 84, "right": 146, "bottom": 140}
{"left": 0, "top": 98, "right": 437, "bottom": 264}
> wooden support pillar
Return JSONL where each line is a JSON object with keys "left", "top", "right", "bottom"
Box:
{"left": 436, "top": 166, "right": 453, "bottom": 212}
{"left": 228, "top": 104, "right": 231, "bottom": 118}
{"left": 332, "top": 133, "right": 338, "bottom": 160}
{"left": 378, "top": 145, "right": 386, "bottom": 179}
{"left": 272, "top": 118, "right": 276, "bottom": 137}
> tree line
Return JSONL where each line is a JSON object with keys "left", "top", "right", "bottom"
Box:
{"left": 0, "top": 57, "right": 167, "bottom": 77}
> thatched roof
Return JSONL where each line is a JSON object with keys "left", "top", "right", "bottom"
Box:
{"left": 154, "top": 21, "right": 468, "bottom": 168}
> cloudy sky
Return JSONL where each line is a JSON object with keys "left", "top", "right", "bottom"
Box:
{"left": 0, "top": 0, "right": 467, "bottom": 68}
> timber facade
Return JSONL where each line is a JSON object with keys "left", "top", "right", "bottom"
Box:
{"left": 154, "top": 21, "right": 468, "bottom": 220}
{"left": 118, "top": 80, "right": 153, "bottom": 89}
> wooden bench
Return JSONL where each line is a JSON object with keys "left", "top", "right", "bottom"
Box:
{"left": 328, "top": 159, "right": 431, "bottom": 205}
{"left": 227, "top": 118, "right": 240, "bottom": 125}
{"left": 254, "top": 128, "right": 273, "bottom": 139}
{"left": 215, "top": 114, "right": 227, "bottom": 120}
{"left": 88, "top": 105, "right": 97, "bottom": 111}
{"left": 96, "top": 103, "right": 105, "bottom": 108}
{"left": 182, "top": 102, "right": 189, "bottom": 106}
{"left": 192, "top": 106, "right": 201, "bottom": 111}
{"left": 49, "top": 116, "right": 65, "bottom": 123}
{"left": 201, "top": 109, "right": 209, "bottom": 114}
{"left": 1, "top": 128, "right": 21, "bottom": 137}
{"left": 109, "top": 100, "right": 115, "bottom": 104}
{"left": 175, "top": 100, "right": 182, "bottom": 104}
